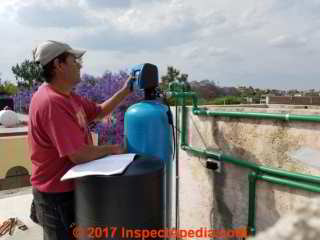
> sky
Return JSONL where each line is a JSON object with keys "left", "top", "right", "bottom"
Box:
{"left": 1, "top": 0, "right": 320, "bottom": 90}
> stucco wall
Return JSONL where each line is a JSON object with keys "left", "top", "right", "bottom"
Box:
{"left": 0, "top": 135, "right": 31, "bottom": 179}
{"left": 178, "top": 105, "right": 320, "bottom": 237}
{"left": 0, "top": 132, "right": 98, "bottom": 180}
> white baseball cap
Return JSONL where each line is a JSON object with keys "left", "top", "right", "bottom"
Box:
{"left": 33, "top": 40, "right": 86, "bottom": 66}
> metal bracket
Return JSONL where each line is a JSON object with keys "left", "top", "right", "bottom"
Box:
{"left": 206, "top": 159, "right": 221, "bottom": 173}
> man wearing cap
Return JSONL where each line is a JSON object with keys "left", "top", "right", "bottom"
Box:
{"left": 28, "top": 40, "right": 132, "bottom": 239}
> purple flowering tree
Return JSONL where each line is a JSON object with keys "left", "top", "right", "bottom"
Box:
{"left": 13, "top": 83, "right": 41, "bottom": 113}
{"left": 13, "top": 71, "right": 143, "bottom": 144}
{"left": 75, "top": 71, "right": 143, "bottom": 144}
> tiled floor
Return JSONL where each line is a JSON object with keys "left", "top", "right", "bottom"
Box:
{"left": 0, "top": 187, "right": 42, "bottom": 239}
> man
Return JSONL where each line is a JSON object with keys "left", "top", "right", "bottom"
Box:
{"left": 28, "top": 40, "right": 132, "bottom": 239}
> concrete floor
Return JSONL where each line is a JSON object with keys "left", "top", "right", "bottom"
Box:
{"left": 0, "top": 187, "right": 42, "bottom": 239}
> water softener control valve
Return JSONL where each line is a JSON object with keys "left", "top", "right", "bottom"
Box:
{"left": 130, "top": 63, "right": 159, "bottom": 91}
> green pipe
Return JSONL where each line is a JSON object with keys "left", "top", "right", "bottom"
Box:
{"left": 167, "top": 92, "right": 198, "bottom": 109}
{"left": 181, "top": 94, "right": 187, "bottom": 147}
{"left": 248, "top": 172, "right": 257, "bottom": 236}
{"left": 168, "top": 92, "right": 197, "bottom": 146}
{"left": 168, "top": 90, "right": 320, "bottom": 236}
{"left": 247, "top": 172, "right": 320, "bottom": 236}
{"left": 257, "top": 174, "right": 320, "bottom": 193}
{"left": 193, "top": 109, "right": 320, "bottom": 123}
{"left": 258, "top": 166, "right": 320, "bottom": 185}
{"left": 182, "top": 145, "right": 320, "bottom": 185}
{"left": 168, "top": 90, "right": 320, "bottom": 123}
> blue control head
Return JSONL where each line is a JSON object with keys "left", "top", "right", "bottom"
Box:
{"left": 130, "top": 63, "right": 159, "bottom": 91}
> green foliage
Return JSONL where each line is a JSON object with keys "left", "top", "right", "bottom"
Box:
{"left": 165, "top": 96, "right": 195, "bottom": 106}
{"left": 0, "top": 77, "right": 18, "bottom": 96}
{"left": 160, "top": 66, "right": 189, "bottom": 91}
{"left": 165, "top": 96, "right": 245, "bottom": 106}
{"left": 11, "top": 59, "right": 43, "bottom": 88}
{"left": 212, "top": 96, "right": 245, "bottom": 105}
{"left": 161, "top": 66, "right": 181, "bottom": 84}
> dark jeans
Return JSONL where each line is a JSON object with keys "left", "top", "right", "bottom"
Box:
{"left": 30, "top": 188, "right": 76, "bottom": 240}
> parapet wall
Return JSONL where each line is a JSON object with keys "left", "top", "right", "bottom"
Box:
{"left": 267, "top": 96, "right": 320, "bottom": 105}
{"left": 0, "top": 131, "right": 98, "bottom": 190}
{"left": 178, "top": 105, "right": 320, "bottom": 235}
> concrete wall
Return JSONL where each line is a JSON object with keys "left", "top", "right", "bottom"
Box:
{"left": 267, "top": 96, "right": 320, "bottom": 105}
{"left": 0, "top": 135, "right": 31, "bottom": 179}
{"left": 178, "top": 105, "right": 320, "bottom": 236}
{"left": 0, "top": 132, "right": 98, "bottom": 190}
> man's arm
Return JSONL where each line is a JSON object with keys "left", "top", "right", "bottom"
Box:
{"left": 68, "top": 144, "right": 124, "bottom": 164}
{"left": 69, "top": 76, "right": 133, "bottom": 164}
{"left": 95, "top": 76, "right": 132, "bottom": 120}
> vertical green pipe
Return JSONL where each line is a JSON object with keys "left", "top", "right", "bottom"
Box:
{"left": 248, "top": 172, "right": 257, "bottom": 236}
{"left": 181, "top": 94, "right": 187, "bottom": 147}
{"left": 175, "top": 97, "right": 180, "bottom": 237}
{"left": 192, "top": 95, "right": 198, "bottom": 109}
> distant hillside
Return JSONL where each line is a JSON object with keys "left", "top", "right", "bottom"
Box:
{"left": 189, "top": 80, "right": 239, "bottom": 99}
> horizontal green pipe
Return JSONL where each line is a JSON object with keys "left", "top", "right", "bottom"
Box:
{"left": 257, "top": 174, "right": 320, "bottom": 193}
{"left": 193, "top": 109, "right": 320, "bottom": 123}
{"left": 182, "top": 145, "right": 259, "bottom": 169}
{"left": 181, "top": 145, "right": 320, "bottom": 185}
{"left": 168, "top": 90, "right": 320, "bottom": 123}
{"left": 167, "top": 91, "right": 197, "bottom": 98}
{"left": 258, "top": 166, "right": 320, "bottom": 185}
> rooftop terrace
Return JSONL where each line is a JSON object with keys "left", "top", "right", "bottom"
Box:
{"left": 0, "top": 187, "right": 42, "bottom": 239}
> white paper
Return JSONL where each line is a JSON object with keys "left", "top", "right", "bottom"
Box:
{"left": 61, "top": 153, "right": 136, "bottom": 181}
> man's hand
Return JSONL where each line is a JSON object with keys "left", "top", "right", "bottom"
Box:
{"left": 69, "top": 144, "right": 127, "bottom": 164}
{"left": 122, "top": 75, "right": 135, "bottom": 94}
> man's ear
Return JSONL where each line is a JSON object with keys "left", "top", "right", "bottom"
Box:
{"left": 53, "top": 58, "right": 62, "bottom": 72}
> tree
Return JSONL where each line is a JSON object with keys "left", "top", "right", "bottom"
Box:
{"left": 161, "top": 66, "right": 180, "bottom": 85}
{"left": 177, "top": 73, "right": 188, "bottom": 83}
{"left": 11, "top": 59, "right": 43, "bottom": 88}
{"left": 160, "top": 66, "right": 189, "bottom": 91}
{"left": 0, "top": 79, "right": 18, "bottom": 96}
{"left": 287, "top": 89, "right": 299, "bottom": 96}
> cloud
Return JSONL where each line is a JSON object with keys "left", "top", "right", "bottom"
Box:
{"left": 74, "top": 23, "right": 197, "bottom": 53}
{"left": 208, "top": 47, "right": 228, "bottom": 56}
{"left": 200, "top": 11, "right": 227, "bottom": 26}
{"left": 238, "top": 7, "right": 267, "bottom": 31}
{"left": 1, "top": 0, "right": 320, "bottom": 90}
{"left": 270, "top": 0, "right": 301, "bottom": 11}
{"left": 74, "top": 1, "right": 201, "bottom": 52}
{"left": 84, "top": 0, "right": 131, "bottom": 9}
{"left": 182, "top": 45, "right": 229, "bottom": 59}
{"left": 269, "top": 35, "right": 307, "bottom": 48}
{"left": 269, "top": 0, "right": 320, "bottom": 18}
{"left": 14, "top": 1, "right": 94, "bottom": 28}
{"left": 83, "top": 0, "right": 171, "bottom": 10}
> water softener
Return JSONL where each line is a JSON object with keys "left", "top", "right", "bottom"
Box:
{"left": 75, "top": 63, "right": 173, "bottom": 240}
{"left": 125, "top": 63, "right": 174, "bottom": 228}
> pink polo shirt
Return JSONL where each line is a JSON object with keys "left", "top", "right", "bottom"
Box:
{"left": 28, "top": 83, "right": 101, "bottom": 192}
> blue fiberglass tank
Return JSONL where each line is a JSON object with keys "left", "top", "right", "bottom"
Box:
{"left": 125, "top": 100, "right": 172, "bottom": 163}
{"left": 124, "top": 99, "right": 173, "bottom": 228}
